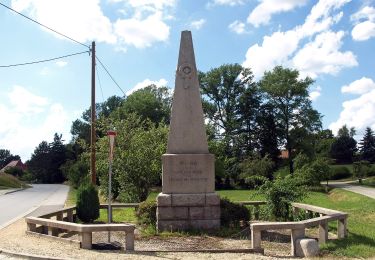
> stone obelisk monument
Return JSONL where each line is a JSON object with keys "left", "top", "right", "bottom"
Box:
{"left": 156, "top": 31, "right": 220, "bottom": 231}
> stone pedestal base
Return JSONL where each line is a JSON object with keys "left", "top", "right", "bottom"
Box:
{"left": 156, "top": 192, "right": 220, "bottom": 232}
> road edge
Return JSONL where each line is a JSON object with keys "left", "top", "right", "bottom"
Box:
{"left": 0, "top": 247, "right": 70, "bottom": 260}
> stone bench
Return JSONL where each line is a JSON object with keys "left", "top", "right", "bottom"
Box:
{"left": 26, "top": 215, "right": 135, "bottom": 250}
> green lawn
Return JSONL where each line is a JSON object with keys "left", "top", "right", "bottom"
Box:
{"left": 303, "top": 189, "right": 375, "bottom": 258}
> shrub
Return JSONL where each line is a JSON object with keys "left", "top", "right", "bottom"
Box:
{"left": 136, "top": 200, "right": 157, "bottom": 226}
{"left": 259, "top": 177, "right": 305, "bottom": 221}
{"left": 62, "top": 160, "right": 89, "bottom": 189}
{"left": 367, "top": 165, "right": 375, "bottom": 177}
{"left": 220, "top": 198, "right": 250, "bottom": 227}
{"left": 330, "top": 166, "right": 351, "bottom": 180}
{"left": 240, "top": 154, "right": 274, "bottom": 180}
{"left": 296, "top": 158, "right": 331, "bottom": 186}
{"left": 76, "top": 183, "right": 100, "bottom": 223}
{"left": 244, "top": 175, "right": 268, "bottom": 189}
{"left": 294, "top": 153, "right": 310, "bottom": 170}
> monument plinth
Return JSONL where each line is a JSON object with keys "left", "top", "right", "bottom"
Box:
{"left": 156, "top": 31, "right": 221, "bottom": 231}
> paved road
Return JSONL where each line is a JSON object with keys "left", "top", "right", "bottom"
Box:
{"left": 328, "top": 181, "right": 375, "bottom": 199}
{"left": 0, "top": 184, "right": 69, "bottom": 229}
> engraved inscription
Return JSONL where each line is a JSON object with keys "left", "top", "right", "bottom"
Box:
{"left": 168, "top": 160, "right": 207, "bottom": 183}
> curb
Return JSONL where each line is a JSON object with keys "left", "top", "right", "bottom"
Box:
{"left": 3, "top": 187, "right": 26, "bottom": 195}
{"left": 0, "top": 248, "right": 70, "bottom": 260}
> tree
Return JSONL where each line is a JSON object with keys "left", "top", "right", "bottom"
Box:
{"left": 114, "top": 85, "right": 171, "bottom": 125}
{"left": 315, "top": 129, "right": 335, "bottom": 158}
{"left": 200, "top": 64, "right": 259, "bottom": 181}
{"left": 353, "top": 160, "right": 370, "bottom": 184}
{"left": 0, "top": 149, "right": 20, "bottom": 169}
{"left": 330, "top": 125, "right": 357, "bottom": 164}
{"left": 27, "top": 134, "right": 67, "bottom": 183}
{"left": 96, "top": 114, "right": 168, "bottom": 202}
{"left": 359, "top": 127, "right": 375, "bottom": 163}
{"left": 259, "top": 66, "right": 322, "bottom": 174}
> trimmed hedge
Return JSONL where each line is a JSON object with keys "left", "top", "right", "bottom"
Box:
{"left": 220, "top": 198, "right": 250, "bottom": 227}
{"left": 330, "top": 166, "right": 351, "bottom": 180}
{"left": 136, "top": 200, "right": 157, "bottom": 226}
{"left": 76, "top": 182, "right": 100, "bottom": 223}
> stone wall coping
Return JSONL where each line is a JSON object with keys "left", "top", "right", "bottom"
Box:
{"left": 25, "top": 216, "right": 135, "bottom": 233}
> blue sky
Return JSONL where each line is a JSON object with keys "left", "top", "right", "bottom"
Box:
{"left": 1, "top": 0, "right": 375, "bottom": 160}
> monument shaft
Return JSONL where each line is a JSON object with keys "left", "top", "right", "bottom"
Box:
{"left": 156, "top": 31, "right": 220, "bottom": 231}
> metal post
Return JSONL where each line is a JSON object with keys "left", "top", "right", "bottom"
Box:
{"left": 90, "top": 41, "right": 96, "bottom": 185}
{"left": 108, "top": 157, "right": 112, "bottom": 243}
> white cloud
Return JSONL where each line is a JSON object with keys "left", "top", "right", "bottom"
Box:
{"left": 55, "top": 61, "right": 68, "bottom": 67}
{"left": 12, "top": 0, "right": 116, "bottom": 44}
{"left": 341, "top": 77, "right": 375, "bottom": 94}
{"left": 248, "top": 0, "right": 308, "bottom": 27}
{"left": 0, "top": 86, "right": 75, "bottom": 160}
{"left": 114, "top": 12, "right": 170, "bottom": 48}
{"left": 243, "top": 0, "right": 354, "bottom": 79}
{"left": 309, "top": 86, "right": 322, "bottom": 101}
{"left": 190, "top": 19, "right": 206, "bottom": 30}
{"left": 126, "top": 78, "right": 168, "bottom": 96}
{"left": 228, "top": 20, "right": 247, "bottom": 34}
{"left": 208, "top": 0, "right": 245, "bottom": 7}
{"left": 330, "top": 88, "right": 375, "bottom": 135}
{"left": 351, "top": 6, "right": 375, "bottom": 41}
{"left": 352, "top": 20, "right": 375, "bottom": 41}
{"left": 11, "top": 0, "right": 176, "bottom": 49}
{"left": 8, "top": 85, "right": 48, "bottom": 114}
{"left": 292, "top": 31, "right": 357, "bottom": 78}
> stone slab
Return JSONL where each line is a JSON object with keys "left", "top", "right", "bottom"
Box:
{"left": 295, "top": 238, "right": 319, "bottom": 257}
{"left": 162, "top": 154, "right": 215, "bottom": 193}
{"left": 157, "top": 219, "right": 220, "bottom": 231}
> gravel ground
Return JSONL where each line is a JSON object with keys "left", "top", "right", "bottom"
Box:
{"left": 0, "top": 219, "right": 295, "bottom": 259}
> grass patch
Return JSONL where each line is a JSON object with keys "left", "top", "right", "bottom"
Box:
{"left": 65, "top": 186, "right": 77, "bottom": 207}
{"left": 303, "top": 189, "right": 375, "bottom": 258}
{"left": 98, "top": 208, "right": 137, "bottom": 223}
{"left": 361, "top": 176, "right": 375, "bottom": 187}
{"left": 0, "top": 173, "right": 28, "bottom": 189}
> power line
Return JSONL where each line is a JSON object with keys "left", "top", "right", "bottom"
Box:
{"left": 0, "top": 2, "right": 90, "bottom": 49}
{"left": 0, "top": 50, "right": 89, "bottom": 68}
{"left": 95, "top": 56, "right": 125, "bottom": 96}
{"left": 96, "top": 64, "right": 105, "bottom": 103}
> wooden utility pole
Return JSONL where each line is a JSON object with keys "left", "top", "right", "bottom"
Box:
{"left": 90, "top": 41, "right": 96, "bottom": 185}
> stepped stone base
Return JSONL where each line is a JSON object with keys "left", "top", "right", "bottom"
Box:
{"left": 156, "top": 192, "right": 221, "bottom": 232}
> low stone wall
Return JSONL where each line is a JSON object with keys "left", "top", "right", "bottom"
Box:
{"left": 25, "top": 204, "right": 136, "bottom": 250}
{"left": 250, "top": 202, "right": 348, "bottom": 257}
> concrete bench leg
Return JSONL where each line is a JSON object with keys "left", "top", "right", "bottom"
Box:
{"left": 319, "top": 221, "right": 328, "bottom": 244}
{"left": 125, "top": 232, "right": 135, "bottom": 251}
{"left": 338, "top": 218, "right": 347, "bottom": 239}
{"left": 48, "top": 227, "right": 59, "bottom": 236}
{"left": 67, "top": 210, "right": 74, "bottom": 222}
{"left": 291, "top": 228, "right": 305, "bottom": 256}
{"left": 27, "top": 223, "right": 36, "bottom": 232}
{"left": 251, "top": 229, "right": 261, "bottom": 250}
{"left": 81, "top": 232, "right": 92, "bottom": 249}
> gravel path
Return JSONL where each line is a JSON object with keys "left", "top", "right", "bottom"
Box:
{"left": 0, "top": 219, "right": 293, "bottom": 260}
{"left": 328, "top": 181, "right": 375, "bottom": 199}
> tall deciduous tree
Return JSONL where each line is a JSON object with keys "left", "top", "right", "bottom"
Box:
{"left": 259, "top": 66, "right": 322, "bottom": 174}
{"left": 359, "top": 127, "right": 375, "bottom": 163}
{"left": 114, "top": 85, "right": 171, "bottom": 125}
{"left": 199, "top": 64, "right": 258, "bottom": 157}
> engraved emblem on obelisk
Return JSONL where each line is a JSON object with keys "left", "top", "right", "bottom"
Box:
{"left": 178, "top": 63, "right": 194, "bottom": 89}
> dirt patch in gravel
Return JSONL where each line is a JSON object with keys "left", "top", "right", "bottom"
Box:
{"left": 0, "top": 219, "right": 295, "bottom": 259}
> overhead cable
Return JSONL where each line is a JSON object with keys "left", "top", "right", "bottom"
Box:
{"left": 0, "top": 50, "right": 89, "bottom": 68}
{"left": 0, "top": 2, "right": 90, "bottom": 49}
{"left": 95, "top": 56, "right": 125, "bottom": 96}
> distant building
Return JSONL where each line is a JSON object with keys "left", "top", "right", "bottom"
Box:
{"left": 0, "top": 160, "right": 27, "bottom": 173}
{"left": 279, "top": 150, "right": 289, "bottom": 159}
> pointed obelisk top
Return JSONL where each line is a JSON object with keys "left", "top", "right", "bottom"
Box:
{"left": 166, "top": 31, "right": 209, "bottom": 154}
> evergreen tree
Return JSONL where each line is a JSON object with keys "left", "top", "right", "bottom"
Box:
{"left": 359, "top": 127, "right": 375, "bottom": 163}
